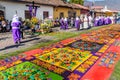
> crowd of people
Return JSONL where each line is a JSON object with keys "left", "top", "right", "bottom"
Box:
{"left": 58, "top": 15, "right": 118, "bottom": 31}
{"left": 0, "top": 14, "right": 120, "bottom": 45}
{"left": 0, "top": 19, "right": 12, "bottom": 32}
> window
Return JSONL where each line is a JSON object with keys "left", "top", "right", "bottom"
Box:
{"left": 43, "top": 11, "right": 49, "bottom": 19}
{"left": 59, "top": 12, "right": 64, "bottom": 19}
{"left": 25, "top": 10, "right": 31, "bottom": 19}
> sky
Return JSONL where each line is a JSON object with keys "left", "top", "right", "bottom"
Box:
{"left": 85, "top": 0, "right": 120, "bottom": 10}
{"left": 86, "top": 0, "right": 105, "bottom": 2}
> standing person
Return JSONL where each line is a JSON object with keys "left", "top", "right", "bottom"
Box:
{"left": 75, "top": 17, "right": 80, "bottom": 31}
{"left": 19, "top": 17, "right": 25, "bottom": 39}
{"left": 70, "top": 17, "right": 74, "bottom": 28}
{"left": 60, "top": 18, "right": 64, "bottom": 29}
{"left": 94, "top": 16, "right": 99, "bottom": 27}
{"left": 83, "top": 15, "right": 89, "bottom": 29}
{"left": 110, "top": 16, "right": 114, "bottom": 24}
{"left": 88, "top": 15, "right": 93, "bottom": 28}
{"left": 114, "top": 15, "right": 117, "bottom": 24}
{"left": 64, "top": 17, "right": 68, "bottom": 29}
{"left": 80, "top": 15, "right": 84, "bottom": 30}
{"left": 1, "top": 19, "right": 7, "bottom": 32}
{"left": 11, "top": 15, "right": 21, "bottom": 45}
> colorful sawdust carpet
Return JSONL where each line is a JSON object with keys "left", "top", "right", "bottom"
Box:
{"left": 0, "top": 25, "right": 120, "bottom": 80}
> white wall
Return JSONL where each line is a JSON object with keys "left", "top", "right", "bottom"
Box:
{"left": 37, "top": 5, "right": 53, "bottom": 20}
{"left": 0, "top": 1, "right": 53, "bottom": 21}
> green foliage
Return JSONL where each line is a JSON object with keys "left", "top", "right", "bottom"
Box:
{"left": 110, "top": 61, "right": 120, "bottom": 80}
{"left": 69, "top": 0, "right": 84, "bottom": 5}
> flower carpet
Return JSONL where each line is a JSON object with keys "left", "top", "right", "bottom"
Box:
{"left": 0, "top": 25, "right": 120, "bottom": 80}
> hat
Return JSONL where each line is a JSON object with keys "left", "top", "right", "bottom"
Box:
{"left": 12, "top": 14, "right": 19, "bottom": 22}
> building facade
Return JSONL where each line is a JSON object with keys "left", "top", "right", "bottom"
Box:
{"left": 0, "top": 1, "right": 53, "bottom": 21}
{"left": 54, "top": 6, "right": 80, "bottom": 19}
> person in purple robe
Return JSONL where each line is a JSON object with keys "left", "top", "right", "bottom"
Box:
{"left": 101, "top": 16, "right": 105, "bottom": 25}
{"left": 94, "top": 16, "right": 99, "bottom": 27}
{"left": 104, "top": 16, "right": 112, "bottom": 25}
{"left": 75, "top": 17, "right": 80, "bottom": 30}
{"left": 60, "top": 18, "right": 64, "bottom": 29}
{"left": 11, "top": 15, "right": 21, "bottom": 45}
{"left": 64, "top": 17, "right": 68, "bottom": 29}
{"left": 98, "top": 16, "right": 104, "bottom": 26}
{"left": 107, "top": 17, "right": 112, "bottom": 24}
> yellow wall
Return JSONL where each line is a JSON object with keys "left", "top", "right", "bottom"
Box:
{"left": 75, "top": 9, "right": 80, "bottom": 17}
{"left": 54, "top": 7, "right": 80, "bottom": 19}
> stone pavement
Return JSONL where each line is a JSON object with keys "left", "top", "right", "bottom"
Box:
{"left": 0, "top": 27, "right": 78, "bottom": 55}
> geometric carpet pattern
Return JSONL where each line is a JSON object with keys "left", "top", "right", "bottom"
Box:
{"left": 0, "top": 25, "right": 120, "bottom": 80}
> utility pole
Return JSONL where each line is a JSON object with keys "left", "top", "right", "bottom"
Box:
{"left": 92, "top": 0, "right": 95, "bottom": 18}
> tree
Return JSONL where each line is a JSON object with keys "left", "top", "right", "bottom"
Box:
{"left": 69, "top": 0, "right": 84, "bottom": 5}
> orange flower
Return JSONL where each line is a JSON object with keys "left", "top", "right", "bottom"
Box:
{"left": 68, "top": 73, "right": 81, "bottom": 80}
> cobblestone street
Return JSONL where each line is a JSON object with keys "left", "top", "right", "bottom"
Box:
{"left": 0, "top": 27, "right": 78, "bottom": 54}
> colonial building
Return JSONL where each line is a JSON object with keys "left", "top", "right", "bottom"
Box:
{"left": 0, "top": 0, "right": 54, "bottom": 21}
{"left": 53, "top": 0, "right": 80, "bottom": 19}
{"left": 74, "top": 4, "right": 89, "bottom": 15}
{"left": 0, "top": 0, "right": 88, "bottom": 21}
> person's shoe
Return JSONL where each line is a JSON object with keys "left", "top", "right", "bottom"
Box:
{"left": 22, "top": 37, "right": 25, "bottom": 39}
{"left": 17, "top": 41, "right": 21, "bottom": 45}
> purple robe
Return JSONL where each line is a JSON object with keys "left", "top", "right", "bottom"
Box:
{"left": 75, "top": 20, "right": 80, "bottom": 30}
{"left": 108, "top": 18, "right": 112, "bottom": 24}
{"left": 64, "top": 21, "right": 68, "bottom": 29}
{"left": 105, "top": 18, "right": 112, "bottom": 25}
{"left": 94, "top": 19, "right": 99, "bottom": 27}
{"left": 98, "top": 19, "right": 103, "bottom": 26}
{"left": 101, "top": 18, "right": 105, "bottom": 25}
{"left": 60, "top": 19, "right": 64, "bottom": 29}
{"left": 11, "top": 22, "right": 21, "bottom": 43}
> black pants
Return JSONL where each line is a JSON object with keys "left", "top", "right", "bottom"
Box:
{"left": 2, "top": 27, "right": 6, "bottom": 32}
{"left": 20, "top": 30, "right": 24, "bottom": 39}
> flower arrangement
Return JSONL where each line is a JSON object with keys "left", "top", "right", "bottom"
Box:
{"left": 24, "top": 19, "right": 32, "bottom": 28}
{"left": 31, "top": 17, "right": 39, "bottom": 25}
{"left": 40, "top": 18, "right": 53, "bottom": 34}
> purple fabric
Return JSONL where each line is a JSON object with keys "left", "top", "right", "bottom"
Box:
{"left": 60, "top": 19, "right": 65, "bottom": 29}
{"left": 29, "top": 5, "right": 32, "bottom": 16}
{"left": 29, "top": 5, "right": 38, "bottom": 17}
{"left": 75, "top": 20, "right": 80, "bottom": 30}
{"left": 101, "top": 18, "right": 105, "bottom": 25}
{"left": 98, "top": 19, "right": 103, "bottom": 26}
{"left": 104, "top": 18, "right": 108, "bottom": 25}
{"left": 11, "top": 22, "right": 21, "bottom": 43}
{"left": 12, "top": 29, "right": 20, "bottom": 43}
{"left": 94, "top": 20, "right": 99, "bottom": 26}
{"left": 108, "top": 18, "right": 112, "bottom": 24}
{"left": 34, "top": 6, "right": 37, "bottom": 16}
{"left": 11, "top": 22, "right": 21, "bottom": 28}
{"left": 104, "top": 18, "right": 111, "bottom": 25}
{"left": 64, "top": 21, "right": 68, "bottom": 29}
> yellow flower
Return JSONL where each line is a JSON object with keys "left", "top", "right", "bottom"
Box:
{"left": 31, "top": 17, "right": 39, "bottom": 25}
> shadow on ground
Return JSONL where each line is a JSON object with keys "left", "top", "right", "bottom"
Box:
{"left": 0, "top": 37, "right": 41, "bottom": 52}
